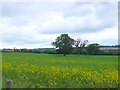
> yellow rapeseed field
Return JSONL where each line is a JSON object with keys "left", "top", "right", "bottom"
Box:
{"left": 2, "top": 53, "right": 118, "bottom": 88}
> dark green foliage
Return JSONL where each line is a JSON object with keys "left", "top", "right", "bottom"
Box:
{"left": 87, "top": 43, "right": 101, "bottom": 55}
{"left": 52, "top": 34, "right": 74, "bottom": 56}
{"left": 56, "top": 49, "right": 63, "bottom": 54}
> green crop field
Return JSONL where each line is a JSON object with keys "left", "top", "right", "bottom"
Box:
{"left": 2, "top": 52, "right": 118, "bottom": 88}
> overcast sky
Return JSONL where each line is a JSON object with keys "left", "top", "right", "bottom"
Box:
{"left": 0, "top": 2, "right": 118, "bottom": 49}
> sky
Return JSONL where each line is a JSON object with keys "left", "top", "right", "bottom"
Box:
{"left": 0, "top": 1, "right": 118, "bottom": 49}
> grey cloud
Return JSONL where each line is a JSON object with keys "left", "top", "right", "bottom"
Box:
{"left": 40, "top": 17, "right": 116, "bottom": 34}
{"left": 2, "top": 2, "right": 117, "bottom": 29}
{"left": 2, "top": 2, "right": 71, "bottom": 17}
{"left": 2, "top": 33, "right": 28, "bottom": 43}
{"left": 0, "top": 2, "right": 118, "bottom": 48}
{"left": 39, "top": 2, "right": 117, "bottom": 34}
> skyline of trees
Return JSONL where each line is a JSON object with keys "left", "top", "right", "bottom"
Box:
{"left": 51, "top": 34, "right": 118, "bottom": 56}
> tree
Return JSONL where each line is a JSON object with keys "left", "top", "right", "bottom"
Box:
{"left": 52, "top": 34, "right": 74, "bottom": 56}
{"left": 74, "top": 38, "right": 88, "bottom": 55}
{"left": 87, "top": 43, "right": 101, "bottom": 55}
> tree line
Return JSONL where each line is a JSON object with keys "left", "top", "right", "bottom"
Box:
{"left": 52, "top": 34, "right": 107, "bottom": 56}
{"left": 2, "top": 34, "right": 119, "bottom": 56}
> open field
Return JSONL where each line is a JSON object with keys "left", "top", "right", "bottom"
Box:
{"left": 2, "top": 52, "right": 118, "bottom": 88}
{"left": 100, "top": 47, "right": 120, "bottom": 51}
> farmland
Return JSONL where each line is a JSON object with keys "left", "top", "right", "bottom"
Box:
{"left": 2, "top": 52, "right": 118, "bottom": 88}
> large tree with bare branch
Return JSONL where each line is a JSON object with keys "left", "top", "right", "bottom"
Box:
{"left": 74, "top": 38, "right": 88, "bottom": 55}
